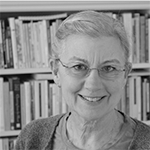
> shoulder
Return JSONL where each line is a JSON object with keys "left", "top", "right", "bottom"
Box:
{"left": 129, "top": 118, "right": 150, "bottom": 149}
{"left": 21, "top": 114, "right": 64, "bottom": 137}
{"left": 15, "top": 114, "right": 65, "bottom": 150}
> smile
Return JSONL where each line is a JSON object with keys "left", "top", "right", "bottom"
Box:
{"left": 79, "top": 94, "right": 106, "bottom": 102}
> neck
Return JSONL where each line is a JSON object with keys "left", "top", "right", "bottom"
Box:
{"left": 66, "top": 109, "right": 123, "bottom": 150}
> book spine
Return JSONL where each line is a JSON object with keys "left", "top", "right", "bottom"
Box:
{"left": 20, "top": 83, "right": 26, "bottom": 129}
{"left": 3, "top": 81, "right": 11, "bottom": 130}
{"left": 12, "top": 77, "right": 21, "bottom": 129}
{"left": 24, "top": 81, "right": 31, "bottom": 124}
{"left": 0, "top": 20, "right": 5, "bottom": 69}
{"left": 0, "top": 77, "right": 4, "bottom": 132}
{"left": 8, "top": 78, "right": 15, "bottom": 130}
{"left": 1, "top": 20, "right": 7, "bottom": 68}
{"left": 8, "top": 17, "right": 18, "bottom": 69}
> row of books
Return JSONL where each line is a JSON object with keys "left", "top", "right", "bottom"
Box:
{"left": 117, "top": 76, "right": 150, "bottom": 121}
{"left": 0, "top": 75, "right": 68, "bottom": 132}
{"left": 0, "top": 13, "right": 67, "bottom": 69}
{"left": 0, "top": 12, "right": 150, "bottom": 69}
{"left": 0, "top": 74, "right": 150, "bottom": 132}
{"left": 107, "top": 12, "right": 150, "bottom": 64}
{"left": 0, "top": 137, "right": 16, "bottom": 150}
{"left": 120, "top": 12, "right": 150, "bottom": 64}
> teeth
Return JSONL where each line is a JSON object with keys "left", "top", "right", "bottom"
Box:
{"left": 81, "top": 96, "right": 104, "bottom": 102}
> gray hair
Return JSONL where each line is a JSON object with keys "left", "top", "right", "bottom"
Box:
{"left": 51, "top": 10, "right": 130, "bottom": 63}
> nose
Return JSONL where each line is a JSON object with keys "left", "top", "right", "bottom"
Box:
{"left": 83, "top": 69, "right": 104, "bottom": 91}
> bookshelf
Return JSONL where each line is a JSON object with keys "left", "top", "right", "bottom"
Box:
{"left": 0, "top": 1, "right": 150, "bottom": 147}
{"left": 0, "top": 130, "right": 20, "bottom": 138}
{"left": 0, "top": 68, "right": 52, "bottom": 75}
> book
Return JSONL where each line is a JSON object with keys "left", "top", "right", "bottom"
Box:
{"left": 0, "top": 20, "right": 5, "bottom": 69}
{"left": 146, "top": 81, "right": 150, "bottom": 120}
{"left": 129, "top": 77, "right": 138, "bottom": 119}
{"left": 35, "top": 21, "right": 43, "bottom": 67}
{"left": 148, "top": 18, "right": 150, "bottom": 63}
{"left": 8, "top": 78, "right": 15, "bottom": 130}
{"left": 142, "top": 78, "right": 147, "bottom": 121}
{"left": 51, "top": 83, "right": 61, "bottom": 116}
{"left": 0, "top": 77, "right": 4, "bottom": 132}
{"left": 125, "top": 79, "right": 130, "bottom": 116}
{"left": 26, "top": 23, "right": 32, "bottom": 68}
{"left": 122, "top": 12, "right": 133, "bottom": 63}
{"left": 140, "top": 15, "right": 146, "bottom": 63}
{"left": 30, "top": 80, "right": 35, "bottom": 121}
{"left": 39, "top": 21, "right": 46, "bottom": 68}
{"left": 48, "top": 82, "right": 53, "bottom": 116}
{"left": 18, "top": 13, "right": 67, "bottom": 21}
{"left": 136, "top": 76, "right": 142, "bottom": 120}
{"left": 41, "top": 19, "right": 50, "bottom": 67}
{"left": 20, "top": 83, "right": 26, "bottom": 129}
{"left": 41, "top": 80, "right": 49, "bottom": 118}
{"left": 1, "top": 20, "right": 7, "bottom": 68}
{"left": 2, "top": 138, "right": 9, "bottom": 150}
{"left": 4, "top": 27, "right": 10, "bottom": 68}
{"left": 28, "top": 22, "right": 34, "bottom": 68}
{"left": 9, "top": 137, "right": 17, "bottom": 150}
{"left": 6, "top": 26, "right": 14, "bottom": 68}
{"left": 22, "top": 23, "right": 28, "bottom": 68}
{"left": 8, "top": 17, "right": 18, "bottom": 69}
{"left": 145, "top": 14, "right": 149, "bottom": 63}
{"left": 3, "top": 81, "right": 11, "bottom": 130}
{"left": 24, "top": 81, "right": 31, "bottom": 124}
{"left": 33, "top": 80, "right": 40, "bottom": 119}
{"left": 0, "top": 139, "right": 2, "bottom": 150}
{"left": 15, "top": 19, "right": 24, "bottom": 68}
{"left": 134, "top": 13, "right": 140, "bottom": 63}
{"left": 18, "top": 19, "right": 26, "bottom": 68}
{"left": 12, "top": 77, "right": 21, "bottom": 129}
{"left": 133, "top": 77, "right": 138, "bottom": 119}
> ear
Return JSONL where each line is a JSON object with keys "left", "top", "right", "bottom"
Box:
{"left": 125, "top": 62, "right": 132, "bottom": 78}
{"left": 122, "top": 62, "right": 132, "bottom": 87}
{"left": 49, "top": 59, "right": 61, "bottom": 87}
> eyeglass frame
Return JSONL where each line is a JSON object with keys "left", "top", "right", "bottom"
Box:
{"left": 57, "top": 59, "right": 126, "bottom": 80}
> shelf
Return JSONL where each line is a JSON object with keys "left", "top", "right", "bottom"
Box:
{"left": 0, "top": 130, "right": 20, "bottom": 138}
{"left": 0, "top": 68, "right": 52, "bottom": 75}
{"left": 130, "top": 71, "right": 150, "bottom": 76}
{"left": 0, "top": 1, "right": 149, "bottom": 12}
{"left": 132, "top": 63, "right": 150, "bottom": 69}
{"left": 142, "top": 120, "right": 150, "bottom": 126}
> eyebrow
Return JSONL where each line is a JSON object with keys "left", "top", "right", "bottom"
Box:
{"left": 69, "top": 56, "right": 88, "bottom": 64}
{"left": 102, "top": 59, "right": 121, "bottom": 65}
{"left": 69, "top": 57, "right": 121, "bottom": 65}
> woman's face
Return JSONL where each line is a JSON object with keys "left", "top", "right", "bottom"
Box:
{"left": 55, "top": 35, "right": 127, "bottom": 121}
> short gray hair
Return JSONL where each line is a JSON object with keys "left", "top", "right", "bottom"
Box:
{"left": 51, "top": 10, "right": 130, "bottom": 63}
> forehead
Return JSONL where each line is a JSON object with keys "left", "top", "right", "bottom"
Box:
{"left": 60, "top": 35, "right": 125, "bottom": 65}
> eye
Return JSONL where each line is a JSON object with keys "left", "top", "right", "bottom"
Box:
{"left": 72, "top": 64, "right": 88, "bottom": 71}
{"left": 101, "top": 65, "right": 117, "bottom": 72}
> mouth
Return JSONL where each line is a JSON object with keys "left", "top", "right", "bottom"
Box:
{"left": 79, "top": 94, "right": 106, "bottom": 102}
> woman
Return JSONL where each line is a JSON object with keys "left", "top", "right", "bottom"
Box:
{"left": 15, "top": 11, "right": 150, "bottom": 150}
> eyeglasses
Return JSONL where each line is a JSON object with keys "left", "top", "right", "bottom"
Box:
{"left": 58, "top": 59, "right": 125, "bottom": 80}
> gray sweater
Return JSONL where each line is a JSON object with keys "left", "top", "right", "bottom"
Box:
{"left": 15, "top": 114, "right": 150, "bottom": 150}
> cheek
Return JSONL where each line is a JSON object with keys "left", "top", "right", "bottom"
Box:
{"left": 60, "top": 76, "right": 82, "bottom": 102}
{"left": 106, "top": 78, "right": 126, "bottom": 94}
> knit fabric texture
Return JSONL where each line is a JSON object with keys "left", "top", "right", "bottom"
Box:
{"left": 15, "top": 114, "right": 150, "bottom": 150}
